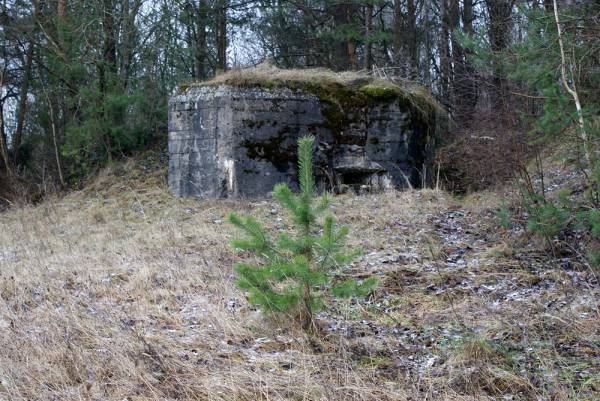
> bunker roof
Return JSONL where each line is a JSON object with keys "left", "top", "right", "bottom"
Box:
{"left": 179, "top": 62, "right": 445, "bottom": 122}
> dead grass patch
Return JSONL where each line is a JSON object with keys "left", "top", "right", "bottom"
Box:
{"left": 184, "top": 61, "right": 445, "bottom": 122}
{"left": 442, "top": 336, "right": 534, "bottom": 397}
{"left": 0, "top": 157, "right": 597, "bottom": 400}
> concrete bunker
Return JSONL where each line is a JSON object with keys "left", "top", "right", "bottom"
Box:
{"left": 168, "top": 65, "right": 443, "bottom": 198}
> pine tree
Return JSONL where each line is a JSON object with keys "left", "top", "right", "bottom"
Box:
{"left": 228, "top": 135, "right": 377, "bottom": 330}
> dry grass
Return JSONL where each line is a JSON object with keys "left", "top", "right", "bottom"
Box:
{"left": 0, "top": 155, "right": 598, "bottom": 401}
{"left": 199, "top": 61, "right": 372, "bottom": 89}
{"left": 184, "top": 61, "right": 445, "bottom": 118}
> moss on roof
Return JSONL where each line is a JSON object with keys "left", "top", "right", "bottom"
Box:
{"left": 181, "top": 62, "right": 446, "bottom": 123}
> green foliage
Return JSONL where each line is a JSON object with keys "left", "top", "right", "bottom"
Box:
{"left": 514, "top": 166, "right": 600, "bottom": 266}
{"left": 251, "top": 0, "right": 390, "bottom": 70}
{"left": 524, "top": 196, "right": 569, "bottom": 241}
{"left": 578, "top": 205, "right": 600, "bottom": 268}
{"left": 588, "top": 251, "right": 600, "bottom": 269}
{"left": 62, "top": 76, "right": 163, "bottom": 176}
{"left": 495, "top": 201, "right": 512, "bottom": 229}
{"left": 229, "top": 135, "right": 376, "bottom": 329}
{"left": 461, "top": 3, "right": 600, "bottom": 265}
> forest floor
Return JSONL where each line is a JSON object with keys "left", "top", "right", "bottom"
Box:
{"left": 0, "top": 152, "right": 598, "bottom": 401}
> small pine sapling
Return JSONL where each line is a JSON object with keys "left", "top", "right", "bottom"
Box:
{"left": 228, "top": 135, "right": 377, "bottom": 330}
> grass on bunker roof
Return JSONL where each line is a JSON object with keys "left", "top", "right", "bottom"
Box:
{"left": 181, "top": 62, "right": 445, "bottom": 119}
{"left": 0, "top": 152, "right": 598, "bottom": 401}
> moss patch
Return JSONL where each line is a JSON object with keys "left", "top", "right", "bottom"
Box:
{"left": 181, "top": 62, "right": 445, "bottom": 130}
{"left": 359, "top": 84, "right": 398, "bottom": 100}
{"left": 240, "top": 126, "right": 299, "bottom": 172}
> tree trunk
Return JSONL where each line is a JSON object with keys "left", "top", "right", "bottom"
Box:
{"left": 393, "top": 0, "right": 403, "bottom": 73}
{"left": 0, "top": 104, "right": 11, "bottom": 176}
{"left": 458, "top": 0, "right": 478, "bottom": 119}
{"left": 13, "top": 40, "right": 35, "bottom": 165}
{"left": 364, "top": 4, "right": 372, "bottom": 70}
{"left": 423, "top": 0, "right": 432, "bottom": 85}
{"left": 216, "top": 0, "right": 227, "bottom": 72}
{"left": 450, "top": 0, "right": 462, "bottom": 85}
{"left": 100, "top": 0, "right": 117, "bottom": 161}
{"left": 0, "top": 62, "right": 11, "bottom": 175}
{"left": 463, "top": 0, "right": 474, "bottom": 35}
{"left": 553, "top": 0, "right": 591, "bottom": 167}
{"left": 406, "top": 0, "right": 417, "bottom": 78}
{"left": 47, "top": 93, "right": 65, "bottom": 186}
{"left": 485, "top": 0, "right": 513, "bottom": 112}
{"left": 58, "top": 0, "right": 67, "bottom": 20}
{"left": 195, "top": 0, "right": 207, "bottom": 79}
{"left": 120, "top": 0, "right": 143, "bottom": 90}
{"left": 346, "top": 4, "right": 357, "bottom": 70}
{"left": 331, "top": 3, "right": 351, "bottom": 70}
{"left": 440, "top": 0, "right": 451, "bottom": 99}
{"left": 102, "top": 0, "right": 117, "bottom": 78}
{"left": 450, "top": 0, "right": 471, "bottom": 119}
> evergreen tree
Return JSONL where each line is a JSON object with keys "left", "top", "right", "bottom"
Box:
{"left": 228, "top": 135, "right": 377, "bottom": 330}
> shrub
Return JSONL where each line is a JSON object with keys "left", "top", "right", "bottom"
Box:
{"left": 524, "top": 195, "right": 569, "bottom": 243}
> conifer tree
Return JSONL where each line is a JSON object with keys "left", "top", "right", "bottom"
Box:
{"left": 228, "top": 135, "right": 377, "bottom": 330}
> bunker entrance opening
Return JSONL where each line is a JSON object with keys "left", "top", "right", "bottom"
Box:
{"left": 337, "top": 170, "right": 390, "bottom": 193}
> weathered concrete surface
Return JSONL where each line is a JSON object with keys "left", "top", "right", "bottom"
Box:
{"left": 168, "top": 85, "right": 434, "bottom": 198}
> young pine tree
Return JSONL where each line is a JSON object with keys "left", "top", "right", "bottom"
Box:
{"left": 228, "top": 135, "right": 377, "bottom": 330}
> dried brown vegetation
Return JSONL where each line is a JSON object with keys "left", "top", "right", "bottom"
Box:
{"left": 185, "top": 62, "right": 446, "bottom": 120}
{"left": 0, "top": 154, "right": 598, "bottom": 400}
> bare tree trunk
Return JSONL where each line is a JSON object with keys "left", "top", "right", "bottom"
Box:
{"left": 392, "top": 0, "right": 417, "bottom": 75}
{"left": 0, "top": 104, "right": 12, "bottom": 177}
{"left": 346, "top": 5, "right": 357, "bottom": 70}
{"left": 347, "top": 41, "right": 357, "bottom": 70}
{"left": 459, "top": 0, "right": 478, "bottom": 119}
{"left": 406, "top": 0, "right": 417, "bottom": 78}
{"left": 449, "top": 0, "right": 470, "bottom": 119}
{"left": 379, "top": 7, "right": 393, "bottom": 66}
{"left": 120, "top": 0, "right": 144, "bottom": 90}
{"left": 450, "top": 0, "right": 461, "bottom": 84}
{"left": 553, "top": 0, "right": 591, "bottom": 167}
{"left": 54, "top": 0, "right": 74, "bottom": 167}
{"left": 485, "top": 0, "right": 513, "bottom": 112}
{"left": 216, "top": 0, "right": 227, "bottom": 72}
{"left": 58, "top": 0, "right": 67, "bottom": 20}
{"left": 13, "top": 41, "right": 35, "bottom": 165}
{"left": 102, "top": 0, "right": 117, "bottom": 77}
{"left": 364, "top": 4, "right": 372, "bottom": 70}
{"left": 440, "top": 0, "right": 451, "bottom": 99}
{"left": 331, "top": 3, "right": 351, "bottom": 70}
{"left": 47, "top": 94, "right": 65, "bottom": 187}
{"left": 393, "top": 0, "right": 403, "bottom": 73}
{"left": 0, "top": 66, "right": 12, "bottom": 176}
{"left": 195, "top": 0, "right": 207, "bottom": 79}
{"left": 423, "top": 0, "right": 432, "bottom": 85}
{"left": 99, "top": 0, "right": 117, "bottom": 161}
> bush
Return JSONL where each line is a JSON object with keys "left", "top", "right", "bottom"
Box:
{"left": 523, "top": 194, "right": 569, "bottom": 243}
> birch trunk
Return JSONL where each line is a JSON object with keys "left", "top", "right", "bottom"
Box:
{"left": 553, "top": 0, "right": 592, "bottom": 168}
